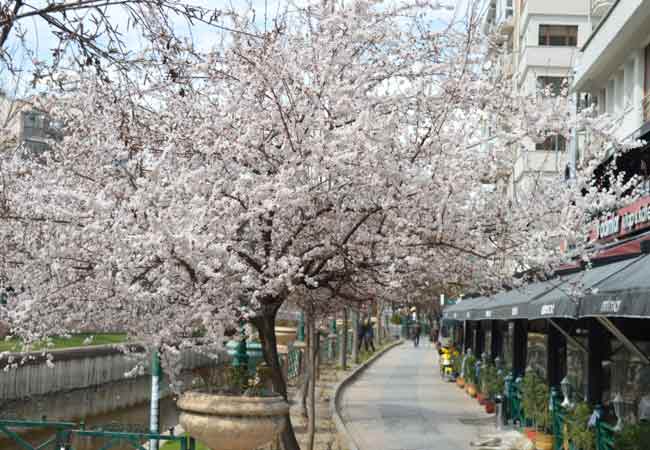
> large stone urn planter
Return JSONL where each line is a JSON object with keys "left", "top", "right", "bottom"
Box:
{"left": 178, "top": 392, "right": 290, "bottom": 450}
{"left": 274, "top": 326, "right": 297, "bottom": 346}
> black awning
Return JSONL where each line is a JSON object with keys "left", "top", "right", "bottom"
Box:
{"left": 529, "top": 257, "right": 642, "bottom": 320}
{"left": 442, "top": 297, "right": 489, "bottom": 321}
{"left": 579, "top": 255, "right": 650, "bottom": 318}
{"left": 477, "top": 278, "right": 568, "bottom": 320}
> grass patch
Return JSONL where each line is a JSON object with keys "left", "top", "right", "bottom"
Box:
{"left": 0, "top": 333, "right": 127, "bottom": 352}
{"left": 160, "top": 435, "right": 209, "bottom": 450}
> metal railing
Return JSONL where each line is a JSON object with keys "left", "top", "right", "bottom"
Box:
{"left": 0, "top": 418, "right": 195, "bottom": 450}
{"left": 643, "top": 94, "right": 650, "bottom": 123}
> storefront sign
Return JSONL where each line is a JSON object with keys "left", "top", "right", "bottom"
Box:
{"left": 511, "top": 307, "right": 519, "bottom": 316}
{"left": 485, "top": 310, "right": 492, "bottom": 318}
{"left": 600, "top": 300, "right": 622, "bottom": 313}
{"left": 594, "top": 196, "right": 650, "bottom": 241}
{"left": 540, "top": 304, "right": 555, "bottom": 315}
{"left": 596, "top": 216, "right": 620, "bottom": 239}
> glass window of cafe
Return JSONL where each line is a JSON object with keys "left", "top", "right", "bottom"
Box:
{"left": 527, "top": 332, "right": 548, "bottom": 379}
{"left": 502, "top": 322, "right": 514, "bottom": 372}
{"left": 566, "top": 337, "right": 588, "bottom": 402}
{"left": 609, "top": 339, "right": 650, "bottom": 422}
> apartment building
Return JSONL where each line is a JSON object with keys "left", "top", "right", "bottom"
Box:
{"left": 572, "top": 0, "right": 650, "bottom": 188}
{"left": 483, "top": 0, "right": 589, "bottom": 201}
{"left": 0, "top": 94, "right": 61, "bottom": 154}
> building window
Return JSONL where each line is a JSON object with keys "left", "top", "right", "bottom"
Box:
{"left": 505, "top": 0, "right": 513, "bottom": 18}
{"left": 538, "top": 25, "right": 578, "bottom": 46}
{"left": 536, "top": 134, "right": 567, "bottom": 151}
{"left": 536, "top": 76, "right": 566, "bottom": 96}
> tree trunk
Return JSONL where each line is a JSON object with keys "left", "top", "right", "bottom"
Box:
{"left": 339, "top": 308, "right": 348, "bottom": 369}
{"left": 300, "top": 309, "right": 310, "bottom": 419}
{"left": 252, "top": 308, "right": 301, "bottom": 450}
{"left": 351, "top": 309, "right": 359, "bottom": 364}
{"left": 306, "top": 311, "right": 317, "bottom": 450}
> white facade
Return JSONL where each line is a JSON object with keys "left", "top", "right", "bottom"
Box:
{"left": 573, "top": 0, "right": 650, "bottom": 156}
{"left": 484, "top": 0, "right": 589, "bottom": 201}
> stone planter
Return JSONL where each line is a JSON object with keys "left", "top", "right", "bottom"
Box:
{"left": 274, "top": 327, "right": 297, "bottom": 346}
{"left": 534, "top": 432, "right": 553, "bottom": 450}
{"left": 178, "top": 392, "right": 290, "bottom": 450}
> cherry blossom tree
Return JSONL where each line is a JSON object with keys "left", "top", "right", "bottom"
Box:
{"left": 0, "top": 1, "right": 642, "bottom": 448}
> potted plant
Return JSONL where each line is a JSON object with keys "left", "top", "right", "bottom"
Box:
{"left": 521, "top": 372, "right": 552, "bottom": 450}
{"left": 483, "top": 365, "right": 503, "bottom": 415}
{"left": 454, "top": 354, "right": 465, "bottom": 388}
{"left": 616, "top": 421, "right": 650, "bottom": 450}
{"left": 464, "top": 353, "right": 478, "bottom": 397}
{"left": 178, "top": 361, "right": 290, "bottom": 450}
{"left": 564, "top": 402, "right": 595, "bottom": 450}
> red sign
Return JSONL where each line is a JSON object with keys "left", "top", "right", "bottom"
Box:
{"left": 592, "top": 196, "right": 650, "bottom": 242}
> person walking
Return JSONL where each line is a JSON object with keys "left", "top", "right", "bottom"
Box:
{"left": 364, "top": 319, "right": 376, "bottom": 352}
{"left": 357, "top": 319, "right": 367, "bottom": 353}
{"left": 413, "top": 322, "right": 421, "bottom": 347}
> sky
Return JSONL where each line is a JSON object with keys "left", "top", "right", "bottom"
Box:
{"left": 0, "top": 0, "right": 472, "bottom": 96}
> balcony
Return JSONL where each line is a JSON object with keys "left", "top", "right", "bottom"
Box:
{"left": 591, "top": 0, "right": 614, "bottom": 19}
{"left": 500, "top": 53, "right": 514, "bottom": 78}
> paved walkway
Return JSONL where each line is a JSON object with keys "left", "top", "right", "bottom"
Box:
{"left": 340, "top": 342, "right": 496, "bottom": 450}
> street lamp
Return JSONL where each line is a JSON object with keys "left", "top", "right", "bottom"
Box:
{"left": 561, "top": 376, "right": 573, "bottom": 409}
{"left": 612, "top": 393, "right": 624, "bottom": 432}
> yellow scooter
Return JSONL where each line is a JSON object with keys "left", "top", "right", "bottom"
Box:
{"left": 439, "top": 347, "right": 456, "bottom": 380}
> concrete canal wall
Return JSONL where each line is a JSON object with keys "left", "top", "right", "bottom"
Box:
{"left": 0, "top": 345, "right": 227, "bottom": 404}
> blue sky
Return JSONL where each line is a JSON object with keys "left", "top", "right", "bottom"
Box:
{"left": 1, "top": 0, "right": 468, "bottom": 96}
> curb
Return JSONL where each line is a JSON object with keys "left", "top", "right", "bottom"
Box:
{"left": 330, "top": 340, "right": 404, "bottom": 450}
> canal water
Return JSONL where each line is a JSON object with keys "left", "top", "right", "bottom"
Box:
{"left": 0, "top": 380, "right": 182, "bottom": 450}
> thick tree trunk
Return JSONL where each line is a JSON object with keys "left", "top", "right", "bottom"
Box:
{"left": 252, "top": 308, "right": 301, "bottom": 450}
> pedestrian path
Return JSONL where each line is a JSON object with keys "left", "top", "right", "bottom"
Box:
{"left": 339, "top": 342, "right": 495, "bottom": 450}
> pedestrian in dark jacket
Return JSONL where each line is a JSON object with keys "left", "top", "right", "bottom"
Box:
{"left": 364, "top": 319, "right": 375, "bottom": 352}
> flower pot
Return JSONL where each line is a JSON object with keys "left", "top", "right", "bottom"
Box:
{"left": 456, "top": 377, "right": 465, "bottom": 388}
{"left": 274, "top": 326, "right": 297, "bottom": 346}
{"left": 524, "top": 428, "right": 537, "bottom": 442}
{"left": 467, "top": 384, "right": 477, "bottom": 398}
{"left": 485, "top": 401, "right": 495, "bottom": 414}
{"left": 534, "top": 432, "right": 553, "bottom": 450}
{"left": 477, "top": 393, "right": 487, "bottom": 405}
{"left": 178, "top": 392, "right": 290, "bottom": 450}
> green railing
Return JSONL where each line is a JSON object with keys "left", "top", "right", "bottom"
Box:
{"left": 596, "top": 415, "right": 615, "bottom": 450}
{"left": 0, "top": 419, "right": 195, "bottom": 450}
{"left": 0, "top": 419, "right": 76, "bottom": 450}
{"left": 287, "top": 346, "right": 302, "bottom": 380}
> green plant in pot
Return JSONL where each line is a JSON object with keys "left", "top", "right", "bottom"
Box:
{"left": 464, "top": 353, "right": 478, "bottom": 397}
{"left": 564, "top": 402, "right": 595, "bottom": 450}
{"left": 521, "top": 371, "right": 552, "bottom": 450}
{"left": 179, "top": 356, "right": 289, "bottom": 450}
{"left": 616, "top": 421, "right": 650, "bottom": 450}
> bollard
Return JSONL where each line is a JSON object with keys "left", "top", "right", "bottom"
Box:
{"left": 495, "top": 394, "right": 504, "bottom": 431}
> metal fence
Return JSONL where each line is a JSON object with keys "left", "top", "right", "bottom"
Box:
{"left": 0, "top": 418, "right": 196, "bottom": 450}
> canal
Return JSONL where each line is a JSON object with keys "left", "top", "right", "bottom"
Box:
{"left": 0, "top": 377, "right": 183, "bottom": 450}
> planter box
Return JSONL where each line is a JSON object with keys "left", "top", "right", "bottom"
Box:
{"left": 178, "top": 392, "right": 289, "bottom": 450}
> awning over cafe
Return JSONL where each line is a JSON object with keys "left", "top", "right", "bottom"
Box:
{"left": 477, "top": 278, "right": 568, "bottom": 320}
{"left": 442, "top": 296, "right": 489, "bottom": 321}
{"left": 442, "top": 256, "right": 646, "bottom": 321}
{"left": 579, "top": 254, "right": 650, "bottom": 318}
{"left": 525, "top": 257, "right": 637, "bottom": 320}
